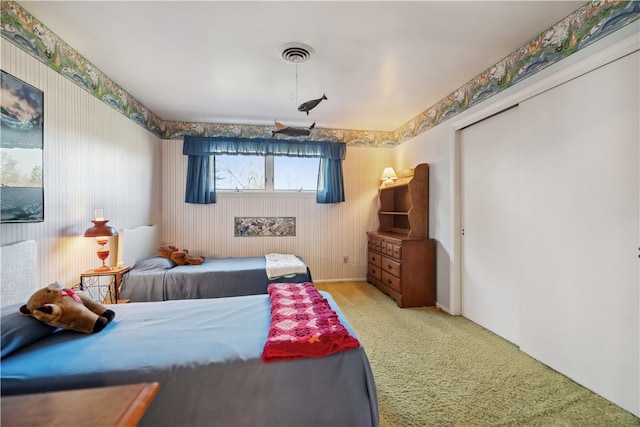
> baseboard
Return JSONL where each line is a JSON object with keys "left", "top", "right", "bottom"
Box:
{"left": 313, "top": 277, "right": 367, "bottom": 284}
{"left": 436, "top": 302, "right": 452, "bottom": 314}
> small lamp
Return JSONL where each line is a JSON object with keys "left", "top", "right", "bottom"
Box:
{"left": 84, "top": 213, "right": 117, "bottom": 272}
{"left": 380, "top": 167, "right": 398, "bottom": 186}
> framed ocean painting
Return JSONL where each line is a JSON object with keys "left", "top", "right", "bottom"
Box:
{"left": 1, "top": 71, "right": 44, "bottom": 223}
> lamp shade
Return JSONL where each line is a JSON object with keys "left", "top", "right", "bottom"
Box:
{"left": 84, "top": 219, "right": 117, "bottom": 238}
{"left": 380, "top": 167, "right": 398, "bottom": 180}
{"left": 380, "top": 167, "right": 398, "bottom": 186}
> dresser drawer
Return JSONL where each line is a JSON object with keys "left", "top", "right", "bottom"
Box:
{"left": 391, "top": 244, "right": 401, "bottom": 258}
{"left": 381, "top": 256, "right": 401, "bottom": 278}
{"left": 368, "top": 251, "right": 381, "bottom": 267}
{"left": 384, "top": 242, "right": 395, "bottom": 256}
{"left": 381, "top": 270, "right": 401, "bottom": 293}
{"left": 368, "top": 263, "right": 382, "bottom": 281}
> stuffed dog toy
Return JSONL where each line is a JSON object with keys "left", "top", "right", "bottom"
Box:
{"left": 157, "top": 245, "right": 205, "bottom": 266}
{"left": 20, "top": 282, "right": 115, "bottom": 333}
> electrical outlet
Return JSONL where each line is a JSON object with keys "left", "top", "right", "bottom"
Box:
{"left": 343, "top": 256, "right": 349, "bottom": 264}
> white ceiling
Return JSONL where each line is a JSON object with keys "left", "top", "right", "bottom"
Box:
{"left": 18, "top": 1, "right": 583, "bottom": 132}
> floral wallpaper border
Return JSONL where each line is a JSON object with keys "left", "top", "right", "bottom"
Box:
{"left": 392, "top": 1, "right": 640, "bottom": 144}
{"left": 1, "top": 1, "right": 638, "bottom": 147}
{"left": 234, "top": 217, "right": 296, "bottom": 237}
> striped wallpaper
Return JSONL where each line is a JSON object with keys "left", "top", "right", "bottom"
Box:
{"left": 1, "top": 38, "right": 162, "bottom": 290}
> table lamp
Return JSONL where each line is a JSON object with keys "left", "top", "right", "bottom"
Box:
{"left": 84, "top": 213, "right": 117, "bottom": 272}
{"left": 380, "top": 167, "right": 398, "bottom": 186}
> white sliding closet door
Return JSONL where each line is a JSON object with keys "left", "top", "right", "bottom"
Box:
{"left": 460, "top": 106, "right": 520, "bottom": 345}
{"left": 518, "top": 52, "right": 639, "bottom": 416}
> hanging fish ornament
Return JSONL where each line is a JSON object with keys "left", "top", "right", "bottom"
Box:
{"left": 298, "top": 94, "right": 327, "bottom": 115}
{"left": 272, "top": 121, "right": 315, "bottom": 137}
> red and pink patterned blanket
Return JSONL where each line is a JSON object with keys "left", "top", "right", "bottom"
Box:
{"left": 261, "top": 282, "right": 360, "bottom": 363}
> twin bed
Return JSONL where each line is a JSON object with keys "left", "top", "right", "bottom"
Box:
{"left": 1, "top": 233, "right": 379, "bottom": 426}
{"left": 116, "top": 225, "right": 312, "bottom": 302}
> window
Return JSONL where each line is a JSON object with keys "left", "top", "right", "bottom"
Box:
{"left": 273, "top": 157, "right": 319, "bottom": 191}
{"left": 214, "top": 155, "right": 265, "bottom": 190}
{"left": 213, "top": 155, "right": 319, "bottom": 191}
{"left": 183, "top": 136, "right": 345, "bottom": 204}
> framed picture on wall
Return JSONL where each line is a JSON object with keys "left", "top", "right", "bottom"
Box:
{"left": 1, "top": 70, "right": 44, "bottom": 223}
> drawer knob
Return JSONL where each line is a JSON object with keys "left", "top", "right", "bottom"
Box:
{"left": 387, "top": 264, "right": 392, "bottom": 269}
{"left": 372, "top": 256, "right": 376, "bottom": 261}
{"left": 387, "top": 279, "right": 392, "bottom": 285}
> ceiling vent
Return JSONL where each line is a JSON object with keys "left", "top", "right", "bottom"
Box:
{"left": 279, "top": 43, "right": 315, "bottom": 64}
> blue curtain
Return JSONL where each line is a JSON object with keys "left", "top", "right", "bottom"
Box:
{"left": 185, "top": 155, "right": 215, "bottom": 204}
{"left": 183, "top": 137, "right": 346, "bottom": 204}
{"left": 316, "top": 142, "right": 346, "bottom": 203}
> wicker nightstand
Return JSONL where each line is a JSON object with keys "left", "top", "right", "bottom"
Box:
{"left": 79, "top": 265, "right": 131, "bottom": 304}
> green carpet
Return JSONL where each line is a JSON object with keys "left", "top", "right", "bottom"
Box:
{"left": 316, "top": 282, "right": 639, "bottom": 427}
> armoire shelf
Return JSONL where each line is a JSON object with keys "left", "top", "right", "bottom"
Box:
{"left": 377, "top": 163, "right": 429, "bottom": 238}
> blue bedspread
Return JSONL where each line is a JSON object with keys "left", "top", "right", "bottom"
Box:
{"left": 1, "top": 292, "right": 378, "bottom": 426}
{"left": 120, "top": 256, "right": 312, "bottom": 302}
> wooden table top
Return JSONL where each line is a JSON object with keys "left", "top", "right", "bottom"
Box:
{"left": 1, "top": 382, "right": 159, "bottom": 427}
